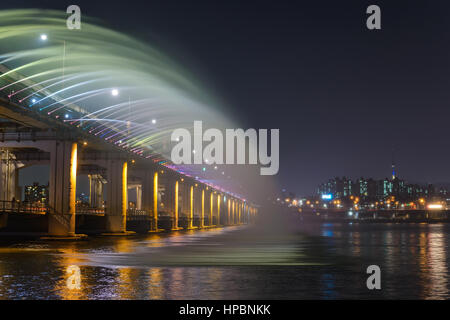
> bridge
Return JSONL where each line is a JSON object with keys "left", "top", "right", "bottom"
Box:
{"left": 0, "top": 95, "right": 258, "bottom": 236}
{"left": 0, "top": 12, "right": 260, "bottom": 237}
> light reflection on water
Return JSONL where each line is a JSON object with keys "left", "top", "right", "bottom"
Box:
{"left": 0, "top": 222, "right": 449, "bottom": 299}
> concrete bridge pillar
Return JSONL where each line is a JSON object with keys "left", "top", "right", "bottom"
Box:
{"left": 135, "top": 185, "right": 142, "bottom": 210}
{"left": 200, "top": 188, "right": 205, "bottom": 228}
{"left": 237, "top": 201, "right": 241, "bottom": 224}
{"left": 217, "top": 194, "right": 221, "bottom": 226}
{"left": 193, "top": 184, "right": 201, "bottom": 227}
{"left": 105, "top": 160, "right": 127, "bottom": 233}
{"left": 142, "top": 171, "right": 159, "bottom": 231}
{"left": 227, "top": 198, "right": 231, "bottom": 225}
{"left": 88, "top": 174, "right": 103, "bottom": 208}
{"left": 48, "top": 141, "right": 77, "bottom": 236}
{"left": 232, "top": 200, "right": 236, "bottom": 224}
{"left": 172, "top": 179, "right": 182, "bottom": 230}
{"left": 163, "top": 173, "right": 181, "bottom": 230}
{"left": 240, "top": 202, "right": 243, "bottom": 224}
{"left": 209, "top": 191, "right": 214, "bottom": 226}
{"left": 180, "top": 180, "right": 188, "bottom": 221}
{"left": 188, "top": 184, "right": 195, "bottom": 229}
{"left": 245, "top": 203, "right": 249, "bottom": 224}
{"left": 0, "top": 150, "right": 21, "bottom": 202}
{"left": 180, "top": 180, "right": 193, "bottom": 229}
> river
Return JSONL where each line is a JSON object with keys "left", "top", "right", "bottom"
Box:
{"left": 0, "top": 214, "right": 449, "bottom": 299}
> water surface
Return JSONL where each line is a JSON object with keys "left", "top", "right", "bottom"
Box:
{"left": 0, "top": 218, "right": 449, "bottom": 299}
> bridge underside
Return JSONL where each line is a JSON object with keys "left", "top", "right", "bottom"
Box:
{"left": 0, "top": 99, "right": 257, "bottom": 236}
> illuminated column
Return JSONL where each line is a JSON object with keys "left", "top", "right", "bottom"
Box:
{"left": 210, "top": 191, "right": 214, "bottom": 226}
{"left": 246, "top": 203, "right": 249, "bottom": 224}
{"left": 238, "top": 201, "right": 242, "bottom": 224}
{"left": 142, "top": 171, "right": 159, "bottom": 231}
{"left": 188, "top": 185, "right": 195, "bottom": 229}
{"left": 227, "top": 198, "right": 231, "bottom": 225}
{"left": 105, "top": 160, "right": 127, "bottom": 233}
{"left": 48, "top": 141, "right": 77, "bottom": 236}
{"left": 201, "top": 188, "right": 205, "bottom": 228}
{"left": 172, "top": 179, "right": 182, "bottom": 230}
{"left": 163, "top": 174, "right": 173, "bottom": 223}
{"left": 217, "top": 194, "right": 221, "bottom": 226}
{"left": 180, "top": 180, "right": 190, "bottom": 226}
{"left": 232, "top": 200, "right": 235, "bottom": 224}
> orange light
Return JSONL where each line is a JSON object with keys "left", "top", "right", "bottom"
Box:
{"left": 428, "top": 204, "right": 443, "bottom": 210}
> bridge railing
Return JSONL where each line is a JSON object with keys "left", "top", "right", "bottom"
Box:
{"left": 75, "top": 205, "right": 106, "bottom": 215}
{"left": 127, "top": 209, "right": 151, "bottom": 221}
{"left": 0, "top": 200, "right": 47, "bottom": 214}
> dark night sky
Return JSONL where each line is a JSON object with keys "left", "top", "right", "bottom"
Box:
{"left": 4, "top": 1, "right": 450, "bottom": 196}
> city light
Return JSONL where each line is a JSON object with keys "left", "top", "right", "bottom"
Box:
{"left": 321, "top": 194, "right": 333, "bottom": 200}
{"left": 428, "top": 204, "right": 443, "bottom": 210}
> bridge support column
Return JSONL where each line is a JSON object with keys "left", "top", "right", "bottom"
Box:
{"left": 133, "top": 185, "right": 142, "bottom": 210}
{"left": 164, "top": 173, "right": 181, "bottom": 231}
{"left": 142, "top": 171, "right": 160, "bottom": 232}
{"left": 180, "top": 180, "right": 187, "bottom": 226}
{"left": 172, "top": 179, "right": 182, "bottom": 230}
{"left": 105, "top": 160, "right": 127, "bottom": 233}
{"left": 227, "top": 198, "right": 231, "bottom": 225}
{"left": 180, "top": 181, "right": 193, "bottom": 229}
{"left": 217, "top": 194, "right": 221, "bottom": 226}
{"left": 232, "top": 200, "right": 236, "bottom": 224}
{"left": 210, "top": 191, "right": 214, "bottom": 227}
{"left": 0, "top": 150, "right": 21, "bottom": 202}
{"left": 187, "top": 185, "right": 196, "bottom": 229}
{"left": 88, "top": 174, "right": 103, "bottom": 208}
{"left": 200, "top": 189, "right": 205, "bottom": 228}
{"left": 245, "top": 203, "right": 249, "bottom": 224}
{"left": 48, "top": 141, "right": 77, "bottom": 236}
{"left": 240, "top": 202, "right": 243, "bottom": 224}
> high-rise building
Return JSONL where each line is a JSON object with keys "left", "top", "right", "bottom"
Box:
{"left": 24, "top": 182, "right": 49, "bottom": 204}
